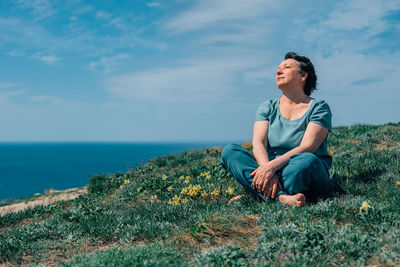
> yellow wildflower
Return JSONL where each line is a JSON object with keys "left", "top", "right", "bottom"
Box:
{"left": 210, "top": 189, "right": 220, "bottom": 198}
{"left": 205, "top": 174, "right": 211, "bottom": 181}
{"left": 150, "top": 195, "right": 158, "bottom": 202}
{"left": 299, "top": 223, "right": 304, "bottom": 227}
{"left": 179, "top": 175, "right": 185, "bottom": 181}
{"left": 120, "top": 185, "right": 124, "bottom": 189}
{"left": 184, "top": 178, "right": 190, "bottom": 184}
{"left": 396, "top": 181, "right": 400, "bottom": 187}
{"left": 34, "top": 193, "right": 41, "bottom": 197}
{"left": 181, "top": 187, "right": 188, "bottom": 195}
{"left": 162, "top": 175, "right": 168, "bottom": 181}
{"left": 187, "top": 184, "right": 202, "bottom": 197}
{"left": 124, "top": 179, "right": 130, "bottom": 185}
{"left": 181, "top": 198, "right": 189, "bottom": 204}
{"left": 167, "top": 186, "right": 173, "bottom": 192}
{"left": 186, "top": 175, "right": 192, "bottom": 180}
{"left": 201, "top": 191, "right": 208, "bottom": 198}
{"left": 360, "top": 201, "right": 373, "bottom": 214}
{"left": 226, "top": 187, "right": 234, "bottom": 195}
{"left": 173, "top": 195, "right": 180, "bottom": 205}
{"left": 168, "top": 195, "right": 181, "bottom": 205}
{"left": 200, "top": 172, "right": 209, "bottom": 177}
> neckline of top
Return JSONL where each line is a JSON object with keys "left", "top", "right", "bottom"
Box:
{"left": 277, "top": 98, "right": 315, "bottom": 122}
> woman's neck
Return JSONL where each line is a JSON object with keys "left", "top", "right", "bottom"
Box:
{"left": 280, "top": 90, "right": 311, "bottom": 104}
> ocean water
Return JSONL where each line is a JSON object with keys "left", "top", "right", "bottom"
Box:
{"left": 0, "top": 142, "right": 230, "bottom": 201}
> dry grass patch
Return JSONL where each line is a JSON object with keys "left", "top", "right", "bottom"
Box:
{"left": 374, "top": 141, "right": 400, "bottom": 150}
{"left": 0, "top": 187, "right": 87, "bottom": 216}
{"left": 205, "top": 147, "right": 222, "bottom": 155}
{"left": 201, "top": 157, "right": 218, "bottom": 168}
{"left": 328, "top": 147, "right": 341, "bottom": 155}
{"left": 34, "top": 239, "right": 120, "bottom": 267}
{"left": 241, "top": 142, "right": 253, "bottom": 151}
{"left": 174, "top": 214, "right": 261, "bottom": 252}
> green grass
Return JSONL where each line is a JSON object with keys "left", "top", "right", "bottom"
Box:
{"left": 1, "top": 122, "right": 400, "bottom": 266}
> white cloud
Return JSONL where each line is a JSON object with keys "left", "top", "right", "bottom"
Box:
{"left": 105, "top": 64, "right": 229, "bottom": 103}
{"left": 8, "top": 49, "right": 24, "bottom": 57}
{"left": 310, "top": 51, "right": 400, "bottom": 125}
{"left": 109, "top": 17, "right": 127, "bottom": 30}
{"left": 0, "top": 17, "right": 61, "bottom": 49}
{"left": 30, "top": 95, "right": 81, "bottom": 108}
{"left": 323, "top": 0, "right": 398, "bottom": 33}
{"left": 200, "top": 23, "right": 272, "bottom": 47}
{"left": 315, "top": 52, "right": 393, "bottom": 92}
{"left": 146, "top": 2, "right": 160, "bottom": 7}
{"left": 74, "top": 5, "right": 94, "bottom": 14}
{"left": 96, "top": 11, "right": 112, "bottom": 20}
{"left": 37, "top": 55, "right": 60, "bottom": 64}
{"left": 295, "top": 0, "right": 400, "bottom": 53}
{"left": 0, "top": 81, "right": 25, "bottom": 104}
{"left": 104, "top": 51, "right": 272, "bottom": 103}
{"left": 0, "top": 81, "right": 18, "bottom": 89}
{"left": 18, "top": 0, "right": 55, "bottom": 19}
{"left": 166, "top": 0, "right": 280, "bottom": 33}
{"left": 0, "top": 13, "right": 139, "bottom": 70}
{"left": 89, "top": 53, "right": 131, "bottom": 73}
{"left": 95, "top": 11, "right": 128, "bottom": 30}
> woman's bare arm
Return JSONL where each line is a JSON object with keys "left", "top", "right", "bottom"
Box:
{"left": 252, "top": 121, "right": 270, "bottom": 165}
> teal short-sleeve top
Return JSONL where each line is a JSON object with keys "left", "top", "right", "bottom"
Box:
{"left": 255, "top": 98, "right": 332, "bottom": 170}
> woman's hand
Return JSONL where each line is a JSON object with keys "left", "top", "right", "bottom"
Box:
{"left": 251, "top": 162, "right": 275, "bottom": 191}
{"left": 263, "top": 175, "right": 282, "bottom": 199}
{"left": 251, "top": 162, "right": 282, "bottom": 199}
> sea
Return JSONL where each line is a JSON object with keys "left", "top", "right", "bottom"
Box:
{"left": 0, "top": 142, "right": 233, "bottom": 201}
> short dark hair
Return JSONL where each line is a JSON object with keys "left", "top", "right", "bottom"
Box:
{"left": 285, "top": 52, "right": 317, "bottom": 96}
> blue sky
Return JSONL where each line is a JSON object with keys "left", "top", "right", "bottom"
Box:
{"left": 0, "top": 0, "right": 399, "bottom": 142}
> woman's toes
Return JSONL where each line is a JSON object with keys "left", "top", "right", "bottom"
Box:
{"left": 278, "top": 193, "right": 306, "bottom": 207}
{"left": 228, "top": 195, "right": 244, "bottom": 205}
{"left": 295, "top": 193, "right": 306, "bottom": 207}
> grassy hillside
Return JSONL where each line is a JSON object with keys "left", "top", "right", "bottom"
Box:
{"left": 1, "top": 123, "right": 400, "bottom": 266}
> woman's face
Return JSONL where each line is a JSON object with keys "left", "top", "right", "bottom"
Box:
{"left": 275, "top": 58, "right": 305, "bottom": 89}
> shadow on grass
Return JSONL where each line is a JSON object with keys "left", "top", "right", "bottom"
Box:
{"left": 351, "top": 169, "right": 385, "bottom": 184}
{"left": 328, "top": 178, "right": 345, "bottom": 197}
{"left": 328, "top": 168, "right": 385, "bottom": 198}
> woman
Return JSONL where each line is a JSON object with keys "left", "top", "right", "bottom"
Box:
{"left": 221, "top": 52, "right": 332, "bottom": 206}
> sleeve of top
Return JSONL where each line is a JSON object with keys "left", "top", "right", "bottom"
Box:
{"left": 255, "top": 100, "right": 272, "bottom": 121}
{"left": 309, "top": 100, "right": 332, "bottom": 131}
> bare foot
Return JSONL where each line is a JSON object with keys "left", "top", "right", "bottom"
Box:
{"left": 278, "top": 193, "right": 306, "bottom": 207}
{"left": 228, "top": 195, "right": 245, "bottom": 205}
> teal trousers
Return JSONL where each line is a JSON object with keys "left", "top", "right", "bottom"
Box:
{"left": 221, "top": 144, "right": 330, "bottom": 202}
